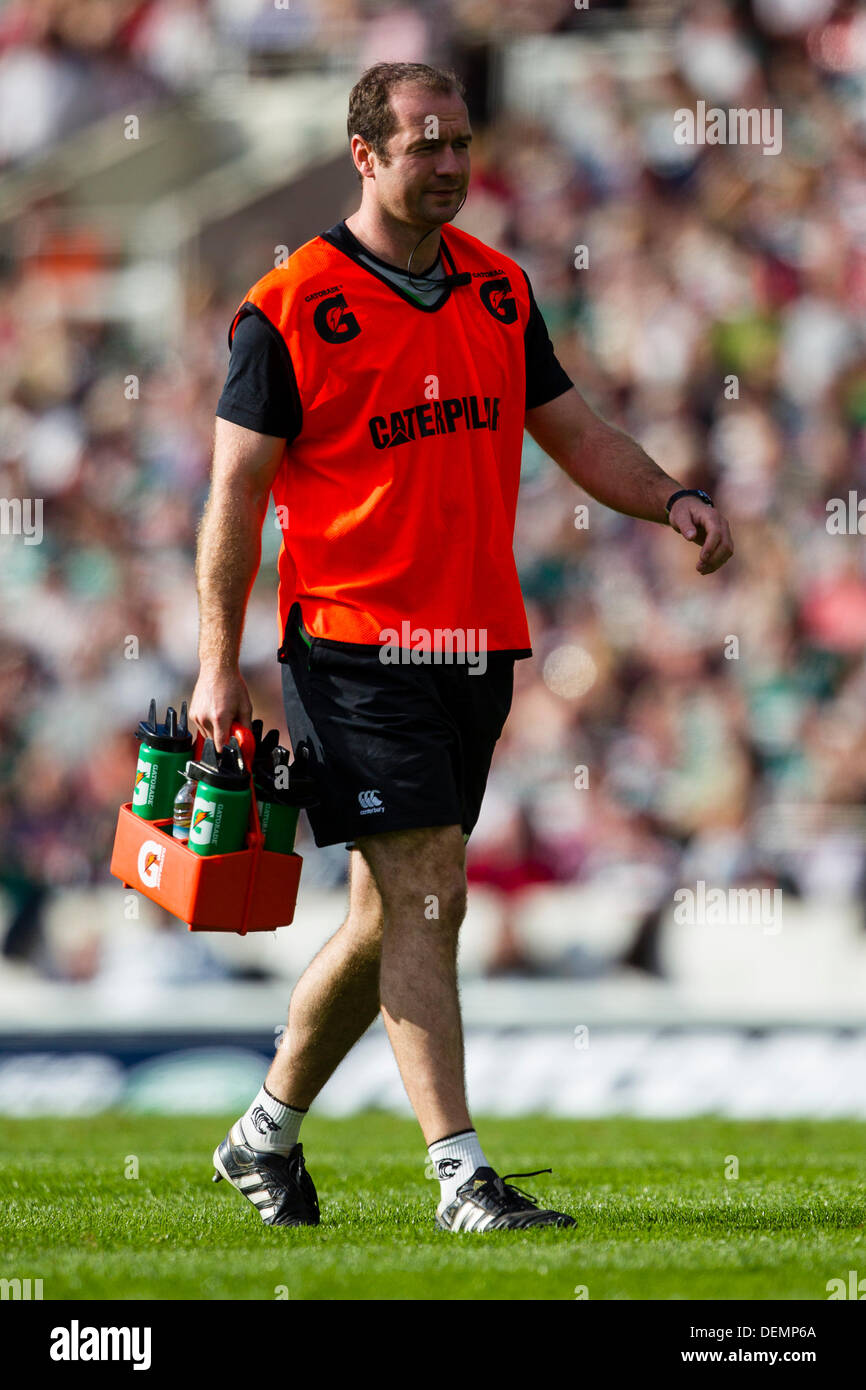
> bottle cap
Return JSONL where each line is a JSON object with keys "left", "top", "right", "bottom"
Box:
{"left": 137, "top": 699, "right": 194, "bottom": 753}
{"left": 186, "top": 736, "right": 250, "bottom": 791}
{"left": 251, "top": 720, "right": 282, "bottom": 798}
{"left": 177, "top": 761, "right": 204, "bottom": 783}
{"left": 256, "top": 740, "right": 318, "bottom": 807}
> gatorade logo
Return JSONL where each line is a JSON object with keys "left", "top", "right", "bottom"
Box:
{"left": 132, "top": 761, "right": 151, "bottom": 807}
{"left": 190, "top": 806, "right": 214, "bottom": 846}
{"left": 479, "top": 276, "right": 517, "bottom": 325}
{"left": 313, "top": 292, "right": 361, "bottom": 344}
{"left": 137, "top": 840, "right": 166, "bottom": 889}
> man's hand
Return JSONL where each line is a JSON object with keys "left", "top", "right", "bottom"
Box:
{"left": 667, "top": 497, "right": 734, "bottom": 575}
{"left": 189, "top": 666, "right": 253, "bottom": 754}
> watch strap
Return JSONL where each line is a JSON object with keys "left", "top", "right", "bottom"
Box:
{"left": 665, "top": 488, "right": 713, "bottom": 517}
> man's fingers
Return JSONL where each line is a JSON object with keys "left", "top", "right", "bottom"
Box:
{"left": 670, "top": 498, "right": 703, "bottom": 540}
{"left": 697, "top": 517, "right": 734, "bottom": 573}
{"left": 219, "top": 700, "right": 254, "bottom": 752}
{"left": 201, "top": 710, "right": 254, "bottom": 754}
{"left": 187, "top": 710, "right": 209, "bottom": 744}
{"left": 698, "top": 515, "right": 725, "bottom": 563}
{"left": 189, "top": 673, "right": 253, "bottom": 755}
{"left": 669, "top": 499, "right": 734, "bottom": 573}
{"left": 189, "top": 710, "right": 228, "bottom": 753}
{"left": 213, "top": 713, "right": 240, "bottom": 754}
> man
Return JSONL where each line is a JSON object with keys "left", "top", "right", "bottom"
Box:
{"left": 190, "top": 62, "right": 733, "bottom": 1233}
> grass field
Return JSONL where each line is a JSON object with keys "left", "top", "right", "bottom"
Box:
{"left": 1, "top": 1113, "right": 865, "bottom": 1301}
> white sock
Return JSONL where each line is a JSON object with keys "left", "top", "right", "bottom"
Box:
{"left": 428, "top": 1129, "right": 490, "bottom": 1209}
{"left": 238, "top": 1084, "right": 307, "bottom": 1155}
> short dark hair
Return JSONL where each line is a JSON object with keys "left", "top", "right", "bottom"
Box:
{"left": 347, "top": 62, "right": 466, "bottom": 182}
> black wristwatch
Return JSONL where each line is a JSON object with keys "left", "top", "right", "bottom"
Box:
{"left": 665, "top": 488, "right": 713, "bottom": 520}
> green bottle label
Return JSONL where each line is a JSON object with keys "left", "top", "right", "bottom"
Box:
{"left": 257, "top": 799, "right": 299, "bottom": 854}
{"left": 188, "top": 782, "right": 250, "bottom": 856}
{"left": 132, "top": 755, "right": 153, "bottom": 810}
{"left": 132, "top": 747, "right": 189, "bottom": 821}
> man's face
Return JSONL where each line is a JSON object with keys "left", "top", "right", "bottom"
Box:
{"left": 367, "top": 84, "right": 472, "bottom": 228}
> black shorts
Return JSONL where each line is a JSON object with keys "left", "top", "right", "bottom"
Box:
{"left": 278, "top": 602, "right": 516, "bottom": 849}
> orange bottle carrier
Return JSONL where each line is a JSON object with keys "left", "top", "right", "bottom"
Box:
{"left": 109, "top": 723, "right": 302, "bottom": 934}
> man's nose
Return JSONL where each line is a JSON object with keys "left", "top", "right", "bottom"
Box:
{"left": 434, "top": 145, "right": 463, "bottom": 177}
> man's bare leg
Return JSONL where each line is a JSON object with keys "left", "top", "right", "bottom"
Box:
{"left": 264, "top": 850, "right": 384, "bottom": 1108}
{"left": 347, "top": 824, "right": 575, "bottom": 1229}
{"left": 355, "top": 824, "right": 471, "bottom": 1145}
{"left": 216, "top": 819, "right": 573, "bottom": 1228}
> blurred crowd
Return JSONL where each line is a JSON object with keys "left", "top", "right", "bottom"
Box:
{"left": 1, "top": 0, "right": 866, "bottom": 983}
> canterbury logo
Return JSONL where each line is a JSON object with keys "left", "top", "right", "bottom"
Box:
{"left": 313, "top": 291, "right": 361, "bottom": 344}
{"left": 437, "top": 1158, "right": 462, "bottom": 1179}
{"left": 358, "top": 789, "right": 384, "bottom": 811}
{"left": 250, "top": 1106, "right": 280, "bottom": 1135}
{"left": 479, "top": 276, "right": 517, "bottom": 324}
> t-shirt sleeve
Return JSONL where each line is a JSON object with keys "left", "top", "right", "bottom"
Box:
{"left": 522, "top": 271, "right": 574, "bottom": 411}
{"left": 215, "top": 306, "right": 302, "bottom": 442}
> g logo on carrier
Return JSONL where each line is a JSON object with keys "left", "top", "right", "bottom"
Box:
{"left": 313, "top": 292, "right": 361, "bottom": 344}
{"left": 479, "top": 276, "right": 517, "bottom": 325}
{"left": 137, "top": 840, "right": 166, "bottom": 889}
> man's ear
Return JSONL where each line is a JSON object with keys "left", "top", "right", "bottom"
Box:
{"left": 350, "top": 134, "right": 375, "bottom": 180}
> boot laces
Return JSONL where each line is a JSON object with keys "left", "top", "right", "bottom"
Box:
{"left": 490, "top": 1168, "right": 554, "bottom": 1211}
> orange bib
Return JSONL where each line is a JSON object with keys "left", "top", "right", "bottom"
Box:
{"left": 230, "top": 224, "right": 533, "bottom": 654}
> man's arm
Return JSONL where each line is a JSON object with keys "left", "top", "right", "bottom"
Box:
{"left": 525, "top": 386, "right": 733, "bottom": 574}
{"left": 189, "top": 416, "right": 285, "bottom": 751}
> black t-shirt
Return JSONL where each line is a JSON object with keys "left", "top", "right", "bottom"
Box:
{"left": 216, "top": 222, "right": 573, "bottom": 442}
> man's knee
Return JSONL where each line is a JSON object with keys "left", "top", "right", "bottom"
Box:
{"left": 430, "top": 874, "right": 467, "bottom": 930}
{"left": 344, "top": 849, "right": 385, "bottom": 954}
{"left": 356, "top": 824, "right": 467, "bottom": 930}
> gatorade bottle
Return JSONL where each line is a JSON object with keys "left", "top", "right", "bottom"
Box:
{"left": 132, "top": 700, "right": 194, "bottom": 821}
{"left": 250, "top": 721, "right": 318, "bottom": 855}
{"left": 256, "top": 755, "right": 299, "bottom": 856}
{"left": 187, "top": 737, "right": 251, "bottom": 857}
